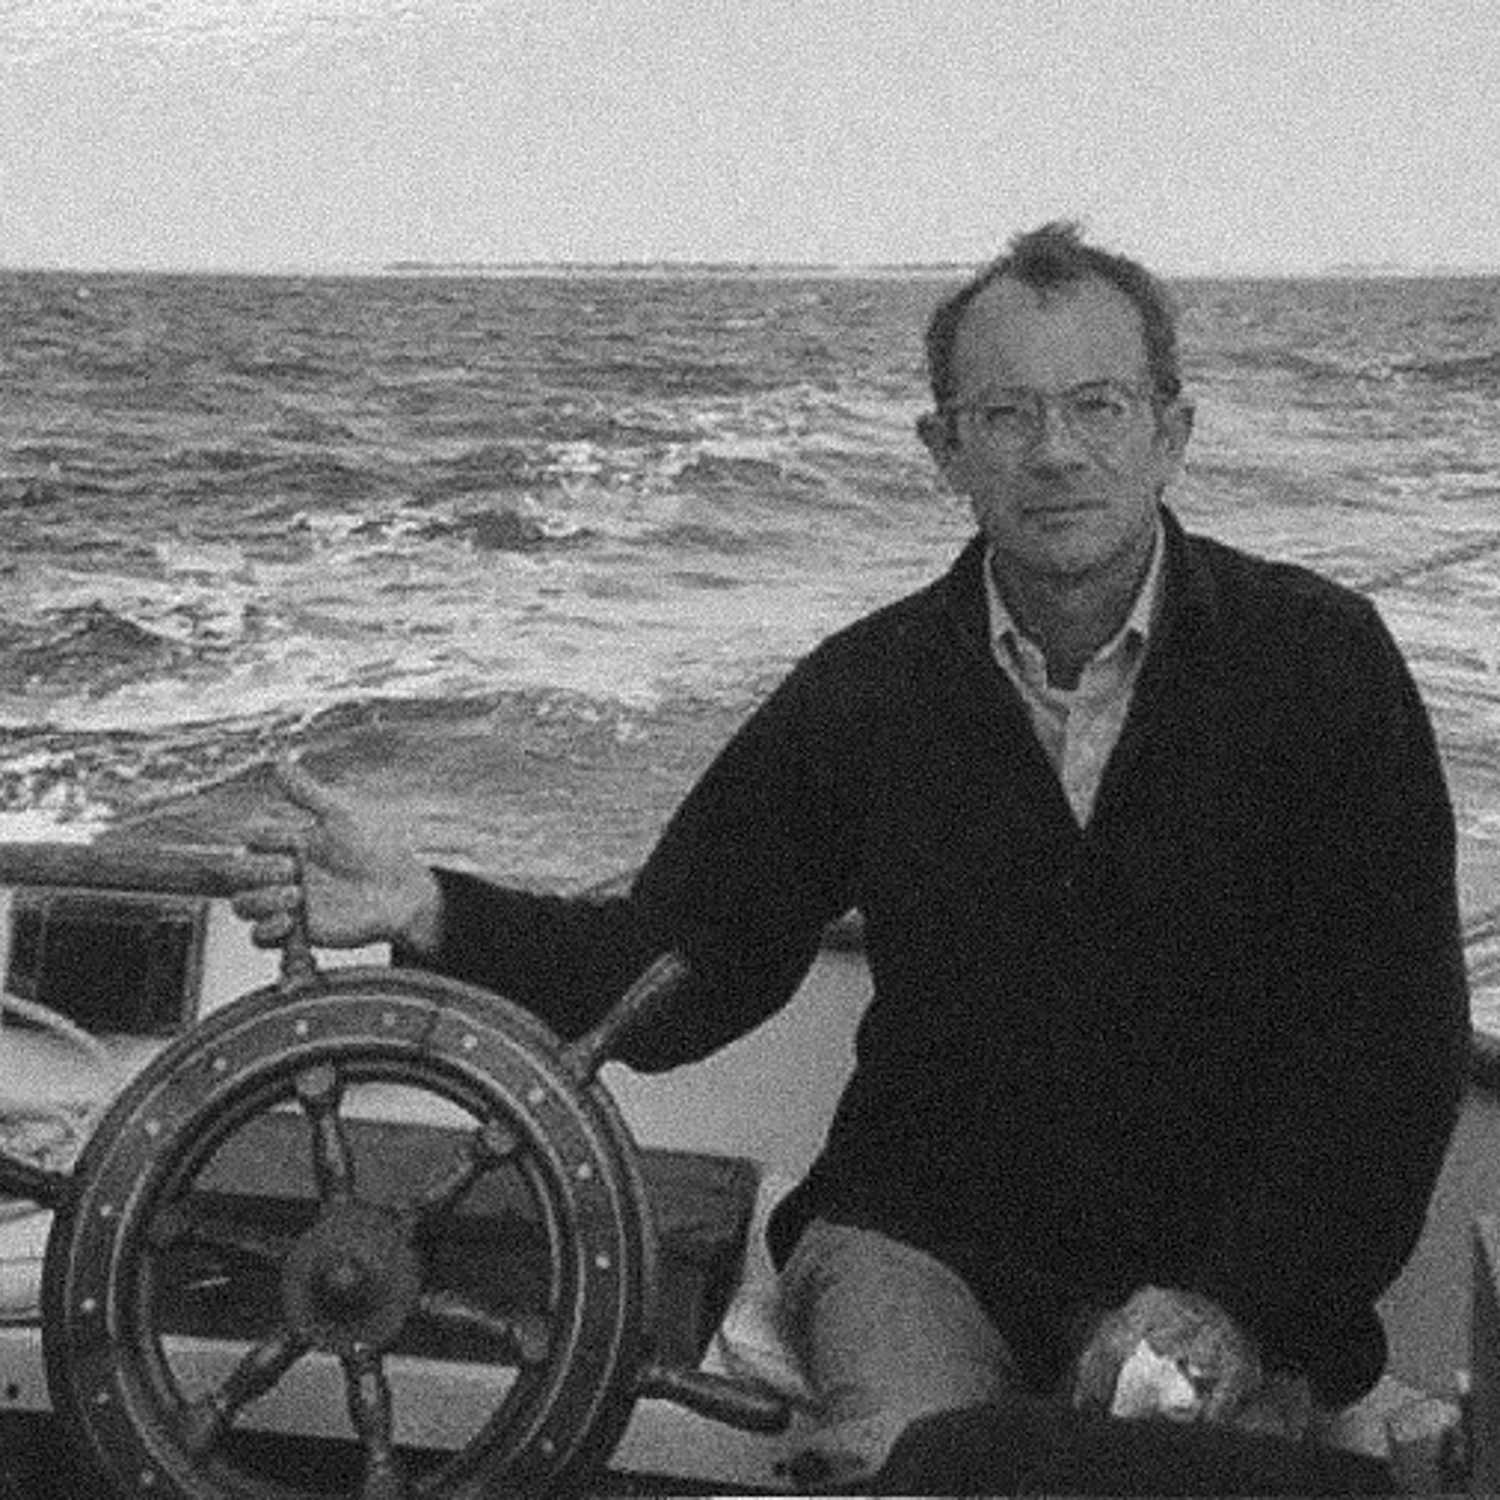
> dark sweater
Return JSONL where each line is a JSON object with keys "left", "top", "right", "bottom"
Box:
{"left": 417, "top": 509, "right": 1468, "bottom": 1406}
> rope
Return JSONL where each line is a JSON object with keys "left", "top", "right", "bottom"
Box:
{"left": 1467, "top": 906, "right": 1500, "bottom": 992}
{"left": 1355, "top": 531, "right": 1500, "bottom": 595}
{"left": 0, "top": 989, "right": 121, "bottom": 1224}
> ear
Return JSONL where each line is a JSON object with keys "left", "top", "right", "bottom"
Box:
{"left": 917, "top": 410, "right": 956, "bottom": 468}
{"left": 1158, "top": 397, "right": 1194, "bottom": 459}
{"left": 1154, "top": 397, "right": 1194, "bottom": 482}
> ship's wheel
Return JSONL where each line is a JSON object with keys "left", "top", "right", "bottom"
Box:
{"left": 27, "top": 946, "right": 785, "bottom": 1499}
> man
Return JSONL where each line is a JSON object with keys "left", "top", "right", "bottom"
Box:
{"left": 234, "top": 223, "right": 1468, "bottom": 1484}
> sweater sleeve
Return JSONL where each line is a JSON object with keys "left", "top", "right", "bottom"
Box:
{"left": 1187, "top": 604, "right": 1469, "bottom": 1402}
{"left": 396, "top": 643, "right": 865, "bottom": 1071}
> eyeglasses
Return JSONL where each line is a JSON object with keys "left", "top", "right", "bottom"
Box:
{"left": 941, "top": 380, "right": 1153, "bottom": 448}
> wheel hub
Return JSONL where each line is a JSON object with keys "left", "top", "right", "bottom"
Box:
{"left": 282, "top": 1199, "right": 421, "bottom": 1354}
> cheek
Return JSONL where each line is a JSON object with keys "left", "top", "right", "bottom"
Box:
{"left": 955, "top": 468, "right": 1020, "bottom": 517}
{"left": 944, "top": 444, "right": 1013, "bottom": 495}
{"left": 1102, "top": 438, "right": 1176, "bottom": 488}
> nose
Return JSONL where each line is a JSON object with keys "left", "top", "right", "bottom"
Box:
{"left": 1024, "top": 403, "right": 1087, "bottom": 469}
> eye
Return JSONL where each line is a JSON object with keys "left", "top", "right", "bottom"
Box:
{"left": 981, "top": 399, "right": 1029, "bottom": 423}
{"left": 1071, "top": 388, "right": 1129, "bottom": 418}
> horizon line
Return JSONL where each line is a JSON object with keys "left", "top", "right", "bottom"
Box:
{"left": 2, "top": 257, "right": 1498, "bottom": 282}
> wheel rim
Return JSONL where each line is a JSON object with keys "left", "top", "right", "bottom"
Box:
{"left": 42, "top": 969, "right": 656, "bottom": 1500}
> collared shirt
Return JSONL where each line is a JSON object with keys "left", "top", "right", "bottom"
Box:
{"left": 983, "top": 521, "right": 1165, "bottom": 826}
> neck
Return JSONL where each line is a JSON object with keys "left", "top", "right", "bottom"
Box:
{"left": 990, "top": 526, "right": 1157, "bottom": 691}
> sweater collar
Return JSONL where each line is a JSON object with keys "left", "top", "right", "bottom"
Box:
{"left": 936, "top": 505, "right": 1220, "bottom": 652}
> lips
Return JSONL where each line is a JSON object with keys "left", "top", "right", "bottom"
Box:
{"left": 1020, "top": 487, "right": 1102, "bottom": 510}
{"left": 1024, "top": 499, "right": 1102, "bottom": 518}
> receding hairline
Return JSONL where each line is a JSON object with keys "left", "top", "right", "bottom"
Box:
{"left": 938, "top": 270, "right": 1160, "bottom": 397}
{"left": 949, "top": 270, "right": 1154, "bottom": 347}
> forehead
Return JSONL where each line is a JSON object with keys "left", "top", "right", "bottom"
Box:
{"left": 950, "top": 274, "right": 1151, "bottom": 394}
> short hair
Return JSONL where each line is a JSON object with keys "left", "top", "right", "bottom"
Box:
{"left": 924, "top": 221, "right": 1183, "bottom": 407}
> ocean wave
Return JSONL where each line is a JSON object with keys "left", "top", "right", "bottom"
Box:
{"left": 414, "top": 441, "right": 550, "bottom": 497}
{"left": 645, "top": 521, "right": 762, "bottom": 555}
{"left": 0, "top": 475, "right": 77, "bottom": 509}
{"left": 0, "top": 680, "right": 774, "bottom": 877}
{"left": 185, "top": 444, "right": 280, "bottom": 474}
{"left": 226, "top": 353, "right": 334, "bottom": 384}
{"left": 1199, "top": 346, "right": 1402, "bottom": 385}
{"left": 253, "top": 452, "right": 377, "bottom": 499}
{"left": 285, "top": 499, "right": 591, "bottom": 552}
{"left": 439, "top": 506, "right": 593, "bottom": 551}
{"left": 670, "top": 451, "right": 827, "bottom": 499}
{"left": 0, "top": 604, "right": 198, "bottom": 696}
{"left": 1396, "top": 350, "right": 1500, "bottom": 386}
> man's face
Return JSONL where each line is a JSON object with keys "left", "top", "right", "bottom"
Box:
{"left": 923, "top": 274, "right": 1190, "bottom": 585}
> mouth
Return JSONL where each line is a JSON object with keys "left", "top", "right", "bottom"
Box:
{"left": 1023, "top": 499, "right": 1102, "bottom": 520}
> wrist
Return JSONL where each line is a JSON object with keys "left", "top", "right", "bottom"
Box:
{"left": 395, "top": 868, "right": 445, "bottom": 955}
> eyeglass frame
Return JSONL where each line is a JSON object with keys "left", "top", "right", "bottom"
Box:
{"left": 936, "top": 378, "right": 1166, "bottom": 448}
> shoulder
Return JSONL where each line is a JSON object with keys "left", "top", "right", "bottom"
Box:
{"left": 807, "top": 536, "right": 983, "bottom": 675}
{"left": 728, "top": 555, "right": 973, "bottom": 775}
{"left": 1176, "top": 526, "right": 1418, "bottom": 728}
{"left": 814, "top": 576, "right": 952, "bottom": 660}
{"left": 1181, "top": 527, "right": 1397, "bottom": 668}
{"left": 1187, "top": 528, "right": 1380, "bottom": 633}
{"left": 780, "top": 563, "right": 964, "bottom": 706}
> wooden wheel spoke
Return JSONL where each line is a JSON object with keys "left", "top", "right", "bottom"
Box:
{"left": 342, "top": 1347, "right": 407, "bottom": 1500}
{"left": 412, "top": 1119, "right": 521, "bottom": 1224}
{"left": 635, "top": 1361, "right": 792, "bottom": 1433}
{"left": 561, "top": 951, "right": 690, "bottom": 1082}
{"left": 417, "top": 1288, "right": 552, "bottom": 1366}
{"left": 294, "top": 1063, "right": 357, "bottom": 1202}
{"left": 180, "top": 1327, "right": 308, "bottom": 1457}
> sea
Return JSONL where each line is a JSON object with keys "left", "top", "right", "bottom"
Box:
{"left": 1, "top": 268, "right": 1498, "bottom": 1032}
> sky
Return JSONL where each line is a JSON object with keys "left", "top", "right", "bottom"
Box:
{"left": 2, "top": 0, "right": 1499, "bottom": 277}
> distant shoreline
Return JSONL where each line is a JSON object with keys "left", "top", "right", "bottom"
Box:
{"left": 2, "top": 261, "right": 1497, "bottom": 283}
{"left": 380, "top": 260, "right": 971, "bottom": 279}
{"left": 379, "top": 259, "right": 1500, "bottom": 283}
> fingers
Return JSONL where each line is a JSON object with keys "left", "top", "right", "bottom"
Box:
{"left": 242, "top": 818, "right": 306, "bottom": 856}
{"left": 230, "top": 881, "right": 300, "bottom": 923}
{"left": 1073, "top": 1286, "right": 1264, "bottom": 1426}
{"left": 231, "top": 762, "right": 348, "bottom": 951}
{"left": 230, "top": 879, "right": 303, "bottom": 948}
{"left": 1070, "top": 1338, "right": 1123, "bottom": 1411}
{"left": 232, "top": 848, "right": 301, "bottom": 884}
{"left": 1202, "top": 1344, "right": 1264, "bottom": 1423}
{"left": 229, "top": 846, "right": 303, "bottom": 948}
{"left": 1068, "top": 1308, "right": 1135, "bottom": 1411}
{"left": 247, "top": 912, "right": 300, "bottom": 948}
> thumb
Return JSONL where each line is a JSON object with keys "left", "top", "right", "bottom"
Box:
{"left": 270, "top": 757, "right": 348, "bottom": 823}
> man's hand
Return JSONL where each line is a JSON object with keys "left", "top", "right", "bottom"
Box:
{"left": 1069, "top": 1285, "right": 1263, "bottom": 1425}
{"left": 231, "top": 759, "right": 444, "bottom": 954}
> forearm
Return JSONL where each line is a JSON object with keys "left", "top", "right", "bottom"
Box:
{"left": 1190, "top": 925, "right": 1467, "bottom": 1384}
{"left": 392, "top": 652, "right": 859, "bottom": 1064}
{"left": 393, "top": 867, "right": 662, "bottom": 1041}
{"left": 399, "top": 864, "right": 831, "bottom": 1068}
{"left": 1194, "top": 610, "right": 1470, "bottom": 1374}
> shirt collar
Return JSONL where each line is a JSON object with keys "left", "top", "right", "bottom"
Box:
{"left": 983, "top": 515, "right": 1166, "bottom": 681}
